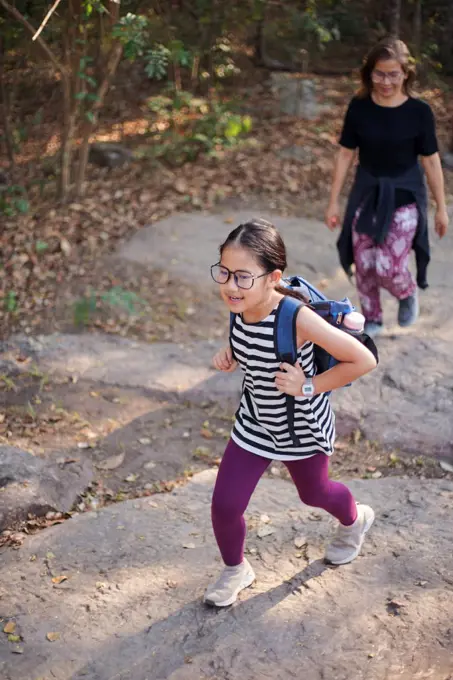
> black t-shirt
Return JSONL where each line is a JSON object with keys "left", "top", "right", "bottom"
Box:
{"left": 340, "top": 95, "right": 438, "bottom": 208}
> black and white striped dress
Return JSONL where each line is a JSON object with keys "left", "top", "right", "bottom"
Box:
{"left": 230, "top": 301, "right": 335, "bottom": 460}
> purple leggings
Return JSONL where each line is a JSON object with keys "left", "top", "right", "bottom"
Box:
{"left": 212, "top": 440, "right": 357, "bottom": 566}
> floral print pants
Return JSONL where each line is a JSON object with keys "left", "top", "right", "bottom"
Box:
{"left": 352, "top": 203, "right": 418, "bottom": 324}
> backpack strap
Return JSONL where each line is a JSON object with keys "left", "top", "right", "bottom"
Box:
{"left": 274, "top": 296, "right": 303, "bottom": 446}
{"left": 274, "top": 295, "right": 301, "bottom": 364}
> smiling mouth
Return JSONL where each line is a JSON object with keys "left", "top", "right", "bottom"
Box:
{"left": 227, "top": 295, "right": 243, "bottom": 303}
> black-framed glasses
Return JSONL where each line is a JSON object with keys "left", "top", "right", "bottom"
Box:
{"left": 210, "top": 262, "right": 269, "bottom": 290}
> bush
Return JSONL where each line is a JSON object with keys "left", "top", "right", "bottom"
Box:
{"left": 145, "top": 90, "right": 252, "bottom": 166}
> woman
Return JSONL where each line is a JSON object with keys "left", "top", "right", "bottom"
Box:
{"left": 326, "top": 38, "right": 448, "bottom": 337}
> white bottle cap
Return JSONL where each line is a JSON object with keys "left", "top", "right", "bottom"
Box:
{"left": 343, "top": 311, "right": 365, "bottom": 332}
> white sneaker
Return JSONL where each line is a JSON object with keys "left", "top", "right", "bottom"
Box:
{"left": 325, "top": 504, "right": 375, "bottom": 565}
{"left": 204, "top": 558, "right": 256, "bottom": 607}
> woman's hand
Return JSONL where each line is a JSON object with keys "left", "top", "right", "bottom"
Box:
{"left": 213, "top": 346, "right": 238, "bottom": 372}
{"left": 325, "top": 201, "right": 341, "bottom": 231}
{"left": 435, "top": 206, "right": 449, "bottom": 238}
{"left": 275, "top": 362, "right": 306, "bottom": 396}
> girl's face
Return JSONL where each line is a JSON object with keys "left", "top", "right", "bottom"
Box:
{"left": 371, "top": 58, "right": 407, "bottom": 99}
{"left": 215, "top": 245, "right": 281, "bottom": 315}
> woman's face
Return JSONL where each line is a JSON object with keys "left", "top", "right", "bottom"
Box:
{"left": 371, "top": 58, "right": 407, "bottom": 99}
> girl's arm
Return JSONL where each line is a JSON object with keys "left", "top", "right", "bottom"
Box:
{"left": 275, "top": 306, "right": 376, "bottom": 396}
{"left": 325, "top": 147, "right": 356, "bottom": 230}
{"left": 421, "top": 153, "right": 449, "bottom": 238}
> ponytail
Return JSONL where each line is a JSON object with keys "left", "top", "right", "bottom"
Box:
{"left": 275, "top": 283, "right": 310, "bottom": 305}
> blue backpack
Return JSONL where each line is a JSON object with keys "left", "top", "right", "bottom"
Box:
{"left": 229, "top": 276, "right": 379, "bottom": 444}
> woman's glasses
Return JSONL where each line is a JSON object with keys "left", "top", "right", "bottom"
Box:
{"left": 210, "top": 263, "right": 269, "bottom": 290}
{"left": 371, "top": 70, "right": 404, "bottom": 84}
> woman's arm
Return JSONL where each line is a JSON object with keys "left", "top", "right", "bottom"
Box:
{"left": 325, "top": 147, "right": 356, "bottom": 230}
{"left": 275, "top": 306, "right": 377, "bottom": 397}
{"left": 421, "top": 152, "right": 449, "bottom": 238}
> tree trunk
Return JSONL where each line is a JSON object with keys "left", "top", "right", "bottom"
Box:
{"left": 60, "top": 75, "right": 77, "bottom": 200}
{"left": 413, "top": 0, "right": 422, "bottom": 58}
{"left": 450, "top": 111, "right": 453, "bottom": 153}
{"left": 389, "top": 0, "right": 402, "bottom": 37}
{"left": 0, "top": 36, "right": 15, "bottom": 170}
{"left": 75, "top": 42, "right": 123, "bottom": 197}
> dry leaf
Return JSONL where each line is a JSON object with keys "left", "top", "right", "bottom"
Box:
{"left": 8, "top": 634, "right": 21, "bottom": 643}
{"left": 3, "top": 622, "right": 16, "bottom": 634}
{"left": 11, "top": 646, "right": 24, "bottom": 654}
{"left": 174, "top": 178, "right": 188, "bottom": 194}
{"left": 440, "top": 460, "right": 453, "bottom": 473}
{"left": 352, "top": 429, "right": 362, "bottom": 444}
{"left": 200, "top": 428, "right": 213, "bottom": 439}
{"left": 46, "top": 632, "right": 60, "bottom": 642}
{"left": 260, "top": 514, "right": 270, "bottom": 524}
{"left": 294, "top": 535, "right": 307, "bottom": 549}
{"left": 125, "top": 473, "right": 138, "bottom": 483}
{"left": 182, "top": 542, "right": 196, "bottom": 549}
{"left": 193, "top": 446, "right": 211, "bottom": 459}
{"left": 52, "top": 575, "right": 68, "bottom": 584}
{"left": 95, "top": 452, "right": 125, "bottom": 471}
{"left": 77, "top": 442, "right": 91, "bottom": 450}
{"left": 60, "top": 237, "right": 72, "bottom": 256}
{"left": 138, "top": 437, "right": 151, "bottom": 445}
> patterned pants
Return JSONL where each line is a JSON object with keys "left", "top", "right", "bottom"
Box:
{"left": 352, "top": 203, "right": 418, "bottom": 324}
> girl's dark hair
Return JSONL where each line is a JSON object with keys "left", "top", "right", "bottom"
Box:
{"left": 219, "top": 218, "right": 308, "bottom": 302}
{"left": 358, "top": 37, "right": 416, "bottom": 98}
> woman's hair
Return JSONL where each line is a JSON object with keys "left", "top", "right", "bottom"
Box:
{"left": 358, "top": 37, "right": 416, "bottom": 98}
{"left": 219, "top": 218, "right": 308, "bottom": 302}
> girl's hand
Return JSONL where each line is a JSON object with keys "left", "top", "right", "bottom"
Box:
{"left": 435, "top": 207, "right": 449, "bottom": 238}
{"left": 213, "top": 346, "right": 238, "bottom": 373}
{"left": 325, "top": 201, "right": 341, "bottom": 231}
{"left": 275, "top": 362, "right": 306, "bottom": 396}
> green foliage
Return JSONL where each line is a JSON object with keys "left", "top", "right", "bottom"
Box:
{"left": 73, "top": 286, "right": 146, "bottom": 327}
{"left": 146, "top": 91, "right": 252, "bottom": 166}
{"left": 0, "top": 185, "right": 29, "bottom": 217}
{"left": 4, "top": 291, "right": 18, "bottom": 313}
{"left": 112, "top": 13, "right": 149, "bottom": 61}
{"left": 145, "top": 45, "right": 170, "bottom": 80}
{"left": 144, "top": 40, "right": 193, "bottom": 81}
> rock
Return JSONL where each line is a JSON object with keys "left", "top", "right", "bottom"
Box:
{"left": 0, "top": 446, "right": 94, "bottom": 531}
{"left": 270, "top": 74, "right": 326, "bottom": 119}
{"left": 278, "top": 145, "right": 314, "bottom": 164}
{"left": 441, "top": 151, "right": 453, "bottom": 171}
{"left": 6, "top": 208, "right": 453, "bottom": 457}
{"left": 0, "top": 472, "right": 452, "bottom": 679}
{"left": 88, "top": 142, "right": 133, "bottom": 169}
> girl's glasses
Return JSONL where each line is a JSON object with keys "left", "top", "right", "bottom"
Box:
{"left": 210, "top": 263, "right": 269, "bottom": 290}
{"left": 371, "top": 70, "right": 404, "bottom": 84}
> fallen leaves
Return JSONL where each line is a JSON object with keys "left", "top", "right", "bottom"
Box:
{"left": 51, "top": 575, "right": 69, "bottom": 585}
{"left": 46, "top": 632, "right": 61, "bottom": 642}
{"left": 3, "top": 621, "right": 16, "bottom": 634}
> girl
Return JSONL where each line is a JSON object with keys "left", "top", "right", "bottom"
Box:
{"left": 326, "top": 38, "right": 448, "bottom": 337}
{"left": 205, "top": 218, "right": 377, "bottom": 608}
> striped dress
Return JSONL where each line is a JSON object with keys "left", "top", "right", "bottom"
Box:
{"left": 230, "top": 301, "right": 335, "bottom": 461}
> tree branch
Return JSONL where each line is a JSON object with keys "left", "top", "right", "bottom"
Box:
{"left": 0, "top": 0, "right": 64, "bottom": 73}
{"left": 32, "top": 0, "right": 63, "bottom": 42}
